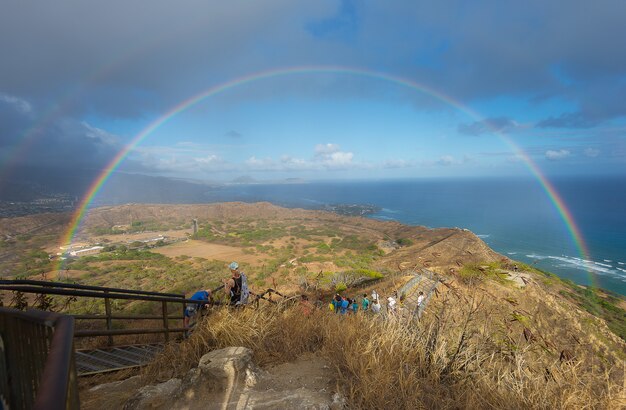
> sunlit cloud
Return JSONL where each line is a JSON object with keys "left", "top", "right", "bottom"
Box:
{"left": 545, "top": 149, "right": 571, "bottom": 161}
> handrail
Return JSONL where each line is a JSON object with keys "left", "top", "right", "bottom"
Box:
{"left": 0, "top": 308, "right": 79, "bottom": 410}
{"left": 0, "top": 284, "right": 205, "bottom": 305}
{"left": 0, "top": 280, "right": 222, "bottom": 346}
{"left": 0, "top": 280, "right": 283, "bottom": 350}
{"left": 0, "top": 279, "right": 183, "bottom": 298}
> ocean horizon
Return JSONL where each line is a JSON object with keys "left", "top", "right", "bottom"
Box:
{"left": 194, "top": 175, "right": 626, "bottom": 296}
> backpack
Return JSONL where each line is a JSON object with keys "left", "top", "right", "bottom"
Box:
{"left": 239, "top": 272, "right": 250, "bottom": 304}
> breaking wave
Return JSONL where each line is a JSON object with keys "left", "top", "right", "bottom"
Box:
{"left": 524, "top": 254, "right": 626, "bottom": 278}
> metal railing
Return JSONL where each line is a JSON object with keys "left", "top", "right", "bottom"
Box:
{"left": 0, "top": 280, "right": 286, "bottom": 346}
{"left": 0, "top": 279, "right": 214, "bottom": 345}
{"left": 0, "top": 307, "right": 79, "bottom": 410}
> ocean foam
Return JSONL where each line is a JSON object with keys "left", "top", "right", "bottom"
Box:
{"left": 507, "top": 252, "right": 518, "bottom": 255}
{"left": 619, "top": 262, "right": 625, "bottom": 265}
{"left": 373, "top": 215, "right": 396, "bottom": 221}
{"left": 595, "top": 262, "right": 613, "bottom": 268}
{"left": 603, "top": 259, "right": 612, "bottom": 263}
{"left": 524, "top": 253, "right": 626, "bottom": 278}
{"left": 381, "top": 208, "right": 400, "bottom": 214}
{"left": 477, "top": 234, "right": 490, "bottom": 238}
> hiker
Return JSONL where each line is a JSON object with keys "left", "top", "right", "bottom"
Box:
{"left": 184, "top": 289, "right": 211, "bottom": 328}
{"left": 416, "top": 291, "right": 425, "bottom": 308}
{"left": 361, "top": 293, "right": 370, "bottom": 312}
{"left": 371, "top": 297, "right": 381, "bottom": 313}
{"left": 331, "top": 294, "right": 342, "bottom": 313}
{"left": 339, "top": 296, "right": 349, "bottom": 315}
{"left": 351, "top": 298, "right": 359, "bottom": 314}
{"left": 387, "top": 295, "right": 397, "bottom": 317}
{"left": 223, "top": 261, "right": 249, "bottom": 306}
{"left": 371, "top": 290, "right": 380, "bottom": 302}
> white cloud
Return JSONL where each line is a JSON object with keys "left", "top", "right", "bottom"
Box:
{"left": 0, "top": 92, "right": 32, "bottom": 113}
{"left": 437, "top": 155, "right": 455, "bottom": 166}
{"left": 545, "top": 149, "right": 571, "bottom": 161}
{"left": 382, "top": 159, "right": 414, "bottom": 169}
{"left": 314, "top": 143, "right": 341, "bottom": 155}
{"left": 583, "top": 147, "right": 600, "bottom": 158}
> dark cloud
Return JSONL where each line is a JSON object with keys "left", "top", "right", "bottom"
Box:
{"left": 1, "top": 1, "right": 624, "bottom": 126}
{"left": 458, "top": 117, "right": 518, "bottom": 136}
{"left": 537, "top": 81, "right": 626, "bottom": 128}
{"left": 536, "top": 113, "right": 598, "bottom": 129}
{"left": 0, "top": 95, "right": 145, "bottom": 175}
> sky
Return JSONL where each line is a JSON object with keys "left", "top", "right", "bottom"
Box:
{"left": 1, "top": 0, "right": 625, "bottom": 184}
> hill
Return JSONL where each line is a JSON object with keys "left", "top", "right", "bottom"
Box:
{"left": 1, "top": 202, "right": 625, "bottom": 408}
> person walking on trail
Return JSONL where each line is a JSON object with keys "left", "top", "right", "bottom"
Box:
{"left": 184, "top": 289, "right": 212, "bottom": 328}
{"left": 416, "top": 291, "right": 425, "bottom": 309}
{"left": 331, "top": 294, "right": 342, "bottom": 313}
{"left": 361, "top": 294, "right": 370, "bottom": 312}
{"left": 416, "top": 291, "right": 425, "bottom": 318}
{"left": 224, "top": 261, "right": 249, "bottom": 306}
{"left": 339, "top": 296, "right": 349, "bottom": 315}
{"left": 387, "top": 295, "right": 397, "bottom": 317}
{"left": 371, "top": 297, "right": 381, "bottom": 314}
{"left": 351, "top": 298, "right": 359, "bottom": 314}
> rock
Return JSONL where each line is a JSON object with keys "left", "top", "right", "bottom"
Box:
{"left": 198, "top": 346, "right": 255, "bottom": 389}
{"left": 123, "top": 378, "right": 181, "bottom": 410}
{"left": 331, "top": 392, "right": 347, "bottom": 409}
{"left": 119, "top": 347, "right": 335, "bottom": 410}
{"left": 89, "top": 375, "right": 142, "bottom": 393}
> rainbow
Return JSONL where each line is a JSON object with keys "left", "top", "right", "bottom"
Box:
{"left": 56, "top": 66, "right": 595, "bottom": 283}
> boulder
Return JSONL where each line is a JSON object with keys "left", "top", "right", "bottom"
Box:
{"left": 123, "top": 378, "right": 182, "bottom": 410}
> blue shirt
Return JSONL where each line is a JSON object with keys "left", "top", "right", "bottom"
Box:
{"left": 340, "top": 299, "right": 349, "bottom": 314}
{"left": 190, "top": 290, "right": 209, "bottom": 304}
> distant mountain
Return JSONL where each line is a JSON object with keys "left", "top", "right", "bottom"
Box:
{"left": 0, "top": 166, "right": 220, "bottom": 206}
{"left": 231, "top": 175, "right": 257, "bottom": 184}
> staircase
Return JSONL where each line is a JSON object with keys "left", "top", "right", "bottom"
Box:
{"left": 395, "top": 269, "right": 440, "bottom": 319}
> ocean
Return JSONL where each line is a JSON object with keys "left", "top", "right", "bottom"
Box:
{"left": 201, "top": 176, "right": 626, "bottom": 296}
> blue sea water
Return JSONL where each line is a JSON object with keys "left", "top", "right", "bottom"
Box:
{"left": 202, "top": 176, "right": 626, "bottom": 296}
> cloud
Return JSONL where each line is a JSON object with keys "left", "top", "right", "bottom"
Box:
{"left": 536, "top": 113, "right": 598, "bottom": 129}
{"left": 457, "top": 117, "right": 520, "bottom": 136}
{"left": 545, "top": 149, "right": 571, "bottom": 161}
{"left": 0, "top": 92, "right": 31, "bottom": 113}
{"left": 2, "top": 1, "right": 625, "bottom": 125}
{"left": 437, "top": 155, "right": 455, "bottom": 166}
{"left": 583, "top": 147, "right": 600, "bottom": 158}
{"left": 381, "top": 159, "right": 414, "bottom": 169}
{"left": 314, "top": 143, "right": 341, "bottom": 155}
{"left": 0, "top": 94, "right": 132, "bottom": 173}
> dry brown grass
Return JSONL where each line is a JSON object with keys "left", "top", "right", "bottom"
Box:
{"left": 142, "top": 298, "right": 624, "bottom": 409}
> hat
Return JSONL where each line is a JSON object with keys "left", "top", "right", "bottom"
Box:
{"left": 229, "top": 261, "right": 239, "bottom": 270}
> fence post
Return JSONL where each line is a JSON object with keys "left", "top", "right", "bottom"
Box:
{"left": 104, "top": 291, "right": 113, "bottom": 346}
{"left": 161, "top": 301, "right": 169, "bottom": 342}
{"left": 181, "top": 294, "right": 186, "bottom": 330}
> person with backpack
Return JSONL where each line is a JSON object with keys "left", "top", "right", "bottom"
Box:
{"left": 183, "top": 288, "right": 212, "bottom": 328}
{"left": 361, "top": 293, "right": 370, "bottom": 312}
{"left": 331, "top": 294, "right": 342, "bottom": 313}
{"left": 371, "top": 297, "right": 381, "bottom": 313}
{"left": 223, "top": 261, "right": 249, "bottom": 306}
{"left": 339, "top": 296, "right": 349, "bottom": 315}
